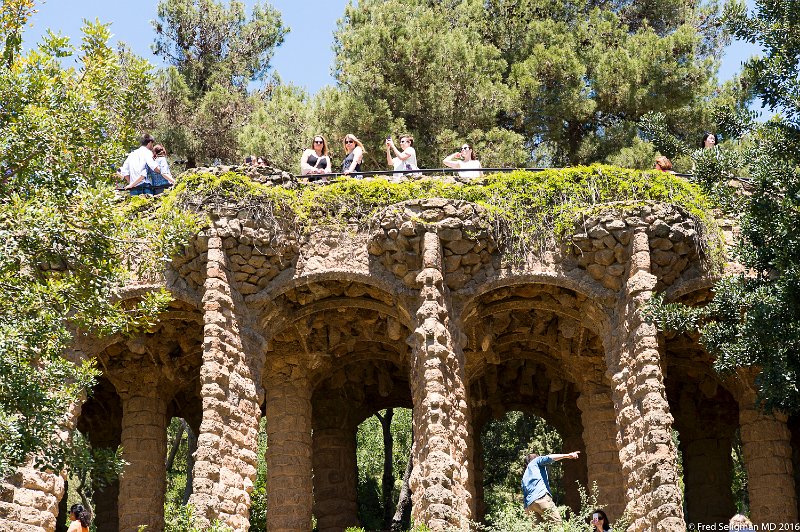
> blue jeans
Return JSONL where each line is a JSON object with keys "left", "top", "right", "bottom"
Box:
{"left": 129, "top": 183, "right": 153, "bottom": 195}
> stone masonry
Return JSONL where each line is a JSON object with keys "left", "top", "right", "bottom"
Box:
{"left": 4, "top": 186, "right": 799, "bottom": 532}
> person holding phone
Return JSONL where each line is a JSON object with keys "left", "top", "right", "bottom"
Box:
{"left": 443, "top": 143, "right": 482, "bottom": 178}
{"left": 342, "top": 134, "right": 365, "bottom": 176}
{"left": 386, "top": 133, "right": 420, "bottom": 179}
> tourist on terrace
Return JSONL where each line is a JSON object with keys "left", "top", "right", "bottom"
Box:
{"left": 148, "top": 144, "right": 175, "bottom": 195}
{"left": 301, "top": 135, "right": 332, "bottom": 180}
{"left": 342, "top": 134, "right": 365, "bottom": 176}
{"left": 521, "top": 450, "right": 580, "bottom": 524}
{"left": 443, "top": 143, "right": 482, "bottom": 178}
{"left": 386, "top": 133, "right": 420, "bottom": 179}
{"left": 121, "top": 133, "right": 162, "bottom": 196}
{"left": 591, "top": 508, "right": 611, "bottom": 531}
{"left": 701, "top": 132, "right": 718, "bottom": 149}
{"left": 256, "top": 156, "right": 267, "bottom": 167}
{"left": 654, "top": 155, "right": 673, "bottom": 173}
{"left": 67, "top": 504, "right": 90, "bottom": 532}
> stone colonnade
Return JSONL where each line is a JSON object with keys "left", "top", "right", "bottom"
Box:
{"left": 3, "top": 200, "right": 800, "bottom": 532}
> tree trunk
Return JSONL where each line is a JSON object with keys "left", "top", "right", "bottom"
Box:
{"left": 165, "top": 418, "right": 186, "bottom": 472}
{"left": 182, "top": 424, "right": 197, "bottom": 505}
{"left": 377, "top": 409, "right": 395, "bottom": 530}
{"left": 391, "top": 443, "right": 413, "bottom": 532}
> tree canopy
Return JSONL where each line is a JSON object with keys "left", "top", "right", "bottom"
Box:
{"left": 0, "top": 6, "right": 197, "bottom": 476}
{"left": 149, "top": 0, "right": 288, "bottom": 167}
{"left": 645, "top": 0, "right": 800, "bottom": 413}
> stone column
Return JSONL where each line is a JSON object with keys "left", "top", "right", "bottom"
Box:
{"left": 116, "top": 379, "right": 169, "bottom": 532}
{"left": 739, "top": 389, "right": 798, "bottom": 524}
{"left": 576, "top": 386, "right": 626, "bottom": 520}
{"left": 264, "top": 371, "right": 313, "bottom": 532}
{"left": 190, "top": 229, "right": 265, "bottom": 531}
{"left": 605, "top": 228, "right": 684, "bottom": 530}
{"left": 313, "top": 398, "right": 359, "bottom": 532}
{"left": 408, "top": 230, "right": 474, "bottom": 530}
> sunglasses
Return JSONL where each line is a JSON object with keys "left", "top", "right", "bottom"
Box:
{"left": 461, "top": 146, "right": 471, "bottom": 150}
{"left": 345, "top": 139, "right": 355, "bottom": 144}
{"left": 400, "top": 139, "right": 410, "bottom": 143}
{"left": 314, "top": 140, "right": 324, "bottom": 144}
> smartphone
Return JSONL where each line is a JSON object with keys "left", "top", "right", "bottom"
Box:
{"left": 386, "top": 136, "right": 392, "bottom": 141}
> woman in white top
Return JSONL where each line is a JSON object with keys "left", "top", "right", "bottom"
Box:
{"left": 386, "top": 134, "right": 420, "bottom": 178}
{"left": 443, "top": 143, "right": 482, "bottom": 178}
{"left": 300, "top": 135, "right": 332, "bottom": 181}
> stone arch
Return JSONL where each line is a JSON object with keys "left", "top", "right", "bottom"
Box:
{"left": 90, "top": 297, "right": 204, "bottom": 532}
{"left": 261, "top": 278, "right": 415, "bottom": 532}
{"left": 460, "top": 280, "right": 625, "bottom": 519}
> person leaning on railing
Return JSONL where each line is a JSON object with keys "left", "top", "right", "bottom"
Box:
{"left": 443, "top": 143, "right": 482, "bottom": 178}
{"left": 301, "top": 134, "right": 332, "bottom": 182}
{"left": 386, "top": 133, "right": 420, "bottom": 180}
{"left": 342, "top": 134, "right": 365, "bottom": 176}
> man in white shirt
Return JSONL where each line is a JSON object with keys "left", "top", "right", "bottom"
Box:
{"left": 120, "top": 133, "right": 161, "bottom": 195}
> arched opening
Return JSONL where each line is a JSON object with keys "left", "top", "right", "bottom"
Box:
{"left": 665, "top": 332, "right": 740, "bottom": 524}
{"left": 479, "top": 411, "right": 567, "bottom": 522}
{"left": 355, "top": 407, "right": 414, "bottom": 531}
{"left": 310, "top": 358, "right": 412, "bottom": 532}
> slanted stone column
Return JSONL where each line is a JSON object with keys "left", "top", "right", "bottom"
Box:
{"left": 738, "top": 388, "right": 798, "bottom": 524}
{"left": 115, "top": 375, "right": 169, "bottom": 532}
{"left": 264, "top": 370, "right": 313, "bottom": 532}
{"left": 576, "top": 386, "right": 626, "bottom": 519}
{"left": 190, "top": 228, "right": 265, "bottom": 531}
{"left": 313, "top": 397, "right": 359, "bottom": 531}
{"left": 605, "top": 228, "right": 684, "bottom": 530}
{"left": 408, "top": 230, "right": 474, "bottom": 530}
{"left": 0, "top": 466, "right": 66, "bottom": 532}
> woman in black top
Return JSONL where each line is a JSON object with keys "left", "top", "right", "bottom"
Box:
{"left": 301, "top": 135, "right": 331, "bottom": 180}
{"left": 342, "top": 134, "right": 365, "bottom": 176}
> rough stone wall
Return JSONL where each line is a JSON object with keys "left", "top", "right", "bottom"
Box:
{"left": 14, "top": 190, "right": 800, "bottom": 532}
{"left": 738, "top": 387, "right": 798, "bottom": 524}
{"left": 189, "top": 224, "right": 266, "bottom": 531}
{"left": 312, "top": 397, "right": 361, "bottom": 532}
{"left": 116, "top": 372, "right": 169, "bottom": 532}
{"left": 408, "top": 230, "right": 474, "bottom": 528}
{"left": 606, "top": 228, "right": 685, "bottom": 530}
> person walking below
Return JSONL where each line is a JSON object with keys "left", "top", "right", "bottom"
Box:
{"left": 521, "top": 451, "right": 580, "bottom": 523}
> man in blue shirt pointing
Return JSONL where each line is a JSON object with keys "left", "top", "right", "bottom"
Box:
{"left": 521, "top": 450, "right": 581, "bottom": 523}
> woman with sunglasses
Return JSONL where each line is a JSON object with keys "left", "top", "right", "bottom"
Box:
{"left": 443, "top": 143, "right": 482, "bottom": 178}
{"left": 301, "top": 135, "right": 332, "bottom": 180}
{"left": 342, "top": 134, "right": 365, "bottom": 176}
{"left": 590, "top": 509, "right": 611, "bottom": 531}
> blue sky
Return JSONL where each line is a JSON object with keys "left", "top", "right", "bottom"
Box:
{"left": 25, "top": 0, "right": 760, "bottom": 94}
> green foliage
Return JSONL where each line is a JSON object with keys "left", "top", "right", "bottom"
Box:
{"left": 473, "top": 483, "right": 629, "bottom": 532}
{"left": 66, "top": 432, "right": 125, "bottom": 517}
{"left": 356, "top": 409, "right": 412, "bottom": 530}
{"left": 645, "top": 0, "right": 800, "bottom": 414}
{"left": 333, "top": 0, "right": 517, "bottom": 167}
{"left": 149, "top": 0, "right": 287, "bottom": 166}
{"left": 177, "top": 166, "right": 721, "bottom": 266}
{"left": 162, "top": 504, "right": 233, "bottom": 532}
{"left": 0, "top": 10, "right": 198, "bottom": 477}
{"left": 331, "top": 0, "right": 725, "bottom": 168}
{"left": 248, "top": 418, "right": 269, "bottom": 532}
{"left": 238, "top": 84, "right": 316, "bottom": 172}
